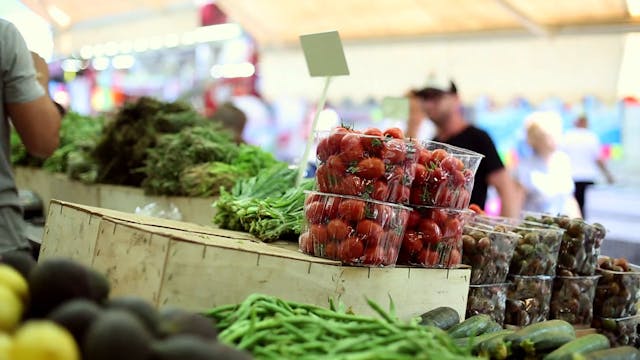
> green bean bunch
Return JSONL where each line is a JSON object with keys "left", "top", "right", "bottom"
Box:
{"left": 206, "top": 294, "right": 479, "bottom": 360}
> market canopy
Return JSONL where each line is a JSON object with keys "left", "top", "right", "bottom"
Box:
{"left": 19, "top": 0, "right": 640, "bottom": 52}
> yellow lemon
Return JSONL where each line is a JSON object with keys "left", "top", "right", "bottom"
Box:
{"left": 10, "top": 321, "right": 79, "bottom": 360}
{"left": 0, "top": 332, "right": 11, "bottom": 360}
{"left": 0, "top": 285, "right": 22, "bottom": 332}
{"left": 0, "top": 265, "right": 28, "bottom": 301}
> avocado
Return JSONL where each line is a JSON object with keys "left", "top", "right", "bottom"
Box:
{"left": 150, "top": 335, "right": 252, "bottom": 360}
{"left": 158, "top": 307, "right": 217, "bottom": 341}
{"left": 47, "top": 299, "right": 102, "bottom": 347}
{"left": 108, "top": 296, "right": 160, "bottom": 335}
{"left": 28, "top": 258, "right": 110, "bottom": 317}
{"left": 0, "top": 250, "right": 36, "bottom": 279}
{"left": 84, "top": 309, "right": 152, "bottom": 360}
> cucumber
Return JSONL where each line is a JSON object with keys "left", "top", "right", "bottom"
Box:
{"left": 484, "top": 320, "right": 504, "bottom": 334}
{"left": 505, "top": 319, "right": 576, "bottom": 356}
{"left": 419, "top": 306, "right": 460, "bottom": 330}
{"left": 543, "top": 334, "right": 610, "bottom": 360}
{"left": 581, "top": 346, "right": 640, "bottom": 360}
{"left": 447, "top": 314, "right": 494, "bottom": 338}
{"left": 453, "top": 329, "right": 512, "bottom": 350}
{"left": 476, "top": 329, "right": 515, "bottom": 360}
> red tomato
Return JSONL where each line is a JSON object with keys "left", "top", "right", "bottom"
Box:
{"left": 455, "top": 189, "right": 471, "bottom": 209}
{"left": 451, "top": 170, "right": 466, "bottom": 187}
{"left": 326, "top": 155, "right": 346, "bottom": 173}
{"left": 382, "top": 246, "right": 399, "bottom": 266}
{"left": 328, "top": 127, "right": 349, "bottom": 154}
{"left": 409, "top": 187, "right": 428, "bottom": 205}
{"left": 380, "top": 139, "right": 406, "bottom": 164}
{"left": 304, "top": 193, "right": 322, "bottom": 206}
{"left": 417, "top": 249, "right": 440, "bottom": 266}
{"left": 309, "top": 224, "right": 328, "bottom": 245}
{"left": 419, "top": 219, "right": 442, "bottom": 246}
{"left": 383, "top": 127, "right": 404, "bottom": 139}
{"left": 362, "top": 246, "right": 385, "bottom": 265}
{"left": 317, "top": 138, "right": 332, "bottom": 162}
{"left": 361, "top": 128, "right": 384, "bottom": 155}
{"left": 418, "top": 149, "right": 432, "bottom": 165}
{"left": 407, "top": 210, "right": 421, "bottom": 229}
{"left": 324, "top": 242, "right": 338, "bottom": 259}
{"left": 401, "top": 231, "right": 423, "bottom": 255}
{"left": 427, "top": 168, "right": 446, "bottom": 186}
{"left": 316, "top": 165, "right": 340, "bottom": 193}
{"left": 463, "top": 168, "right": 474, "bottom": 183}
{"left": 356, "top": 220, "right": 383, "bottom": 245}
{"left": 339, "top": 133, "right": 365, "bottom": 163}
{"left": 327, "top": 218, "right": 351, "bottom": 241}
{"left": 446, "top": 248, "right": 462, "bottom": 267}
{"left": 370, "top": 180, "right": 389, "bottom": 201}
{"left": 299, "top": 232, "right": 313, "bottom": 254}
{"left": 454, "top": 158, "right": 465, "bottom": 171}
{"left": 339, "top": 175, "right": 365, "bottom": 196}
{"left": 469, "top": 204, "right": 484, "bottom": 215}
{"left": 338, "top": 237, "right": 365, "bottom": 262}
{"left": 430, "top": 208, "right": 449, "bottom": 228}
{"left": 413, "top": 164, "right": 428, "bottom": 186}
{"left": 366, "top": 203, "right": 393, "bottom": 225}
{"left": 397, "top": 248, "right": 411, "bottom": 264}
{"left": 324, "top": 196, "right": 342, "bottom": 219}
{"left": 338, "top": 199, "right": 366, "bottom": 222}
{"left": 440, "top": 156, "right": 459, "bottom": 173}
{"left": 434, "top": 184, "right": 454, "bottom": 207}
{"left": 443, "top": 217, "right": 462, "bottom": 237}
{"left": 305, "top": 201, "right": 325, "bottom": 224}
{"left": 430, "top": 149, "right": 448, "bottom": 164}
{"left": 356, "top": 158, "right": 385, "bottom": 179}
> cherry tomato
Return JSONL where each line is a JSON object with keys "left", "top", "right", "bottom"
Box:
{"left": 305, "top": 193, "right": 322, "bottom": 206}
{"left": 361, "top": 128, "right": 384, "bottom": 155}
{"left": 317, "top": 137, "right": 332, "bottom": 162}
{"left": 338, "top": 199, "right": 366, "bottom": 222}
{"left": 469, "top": 204, "right": 484, "bottom": 215}
{"left": 324, "top": 196, "right": 342, "bottom": 219}
{"left": 419, "top": 219, "right": 442, "bottom": 246}
{"left": 434, "top": 184, "right": 454, "bottom": 207}
{"left": 356, "top": 158, "right": 385, "bottom": 179}
{"left": 440, "top": 156, "right": 459, "bottom": 173}
{"left": 407, "top": 210, "right": 421, "bottom": 228}
{"left": 299, "top": 232, "right": 313, "bottom": 254}
{"left": 328, "top": 127, "right": 349, "bottom": 154}
{"left": 446, "top": 248, "right": 462, "bottom": 267}
{"left": 444, "top": 217, "right": 462, "bottom": 237}
{"left": 463, "top": 168, "right": 474, "bottom": 182}
{"left": 413, "top": 164, "right": 428, "bottom": 186}
{"left": 339, "top": 175, "right": 365, "bottom": 196}
{"left": 324, "top": 242, "right": 339, "bottom": 259}
{"left": 427, "top": 167, "right": 445, "bottom": 186}
{"left": 409, "top": 187, "right": 427, "bottom": 205}
{"left": 362, "top": 247, "right": 385, "bottom": 265}
{"left": 339, "top": 133, "right": 365, "bottom": 163}
{"left": 327, "top": 218, "right": 351, "bottom": 241}
{"left": 397, "top": 248, "right": 411, "bottom": 264}
{"left": 402, "top": 230, "right": 423, "bottom": 255}
{"left": 430, "top": 208, "right": 449, "bottom": 228}
{"left": 382, "top": 246, "right": 399, "bottom": 266}
{"left": 418, "top": 249, "right": 440, "bottom": 266}
{"left": 338, "top": 236, "right": 365, "bottom": 262}
{"left": 309, "top": 224, "right": 328, "bottom": 245}
{"left": 383, "top": 127, "right": 404, "bottom": 139}
{"left": 316, "top": 165, "right": 340, "bottom": 193}
{"left": 370, "top": 180, "right": 389, "bottom": 201}
{"left": 380, "top": 139, "right": 406, "bottom": 164}
{"left": 326, "top": 155, "right": 347, "bottom": 173}
{"left": 454, "top": 158, "right": 465, "bottom": 171}
{"left": 452, "top": 170, "right": 466, "bottom": 187}
{"left": 305, "top": 201, "right": 325, "bottom": 224}
{"left": 356, "top": 219, "right": 383, "bottom": 245}
{"left": 430, "top": 149, "right": 448, "bottom": 164}
{"left": 418, "top": 148, "right": 432, "bottom": 165}
{"left": 455, "top": 189, "right": 471, "bottom": 209}
{"left": 367, "top": 203, "right": 393, "bottom": 225}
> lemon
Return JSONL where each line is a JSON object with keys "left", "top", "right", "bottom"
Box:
{"left": 0, "top": 264, "right": 28, "bottom": 301}
{"left": 10, "top": 321, "right": 79, "bottom": 360}
{"left": 0, "top": 332, "right": 11, "bottom": 360}
{"left": 0, "top": 285, "right": 22, "bottom": 332}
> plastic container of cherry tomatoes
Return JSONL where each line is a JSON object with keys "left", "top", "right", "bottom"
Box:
{"left": 409, "top": 141, "right": 484, "bottom": 209}
{"left": 397, "top": 205, "right": 473, "bottom": 268}
{"left": 299, "top": 191, "right": 411, "bottom": 267}
{"left": 314, "top": 127, "right": 419, "bottom": 204}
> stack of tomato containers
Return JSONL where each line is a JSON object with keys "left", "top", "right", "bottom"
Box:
{"left": 299, "top": 126, "right": 484, "bottom": 268}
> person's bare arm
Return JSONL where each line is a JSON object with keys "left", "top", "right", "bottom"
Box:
{"left": 406, "top": 94, "right": 423, "bottom": 139}
{"left": 596, "top": 159, "right": 614, "bottom": 184}
{"left": 488, "top": 168, "right": 522, "bottom": 218}
{"left": 6, "top": 52, "right": 61, "bottom": 158}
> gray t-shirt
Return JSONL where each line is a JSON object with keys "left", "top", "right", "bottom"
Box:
{"left": 0, "top": 19, "right": 45, "bottom": 252}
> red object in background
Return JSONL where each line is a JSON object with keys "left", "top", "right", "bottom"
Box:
{"left": 200, "top": 3, "right": 227, "bottom": 26}
{"left": 623, "top": 96, "right": 639, "bottom": 105}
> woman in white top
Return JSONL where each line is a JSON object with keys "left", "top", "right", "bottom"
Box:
{"left": 515, "top": 112, "right": 581, "bottom": 218}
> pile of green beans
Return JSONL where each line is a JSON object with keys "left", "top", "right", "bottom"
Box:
{"left": 205, "top": 294, "right": 478, "bottom": 360}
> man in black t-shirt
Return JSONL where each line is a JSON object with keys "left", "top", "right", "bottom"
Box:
{"left": 414, "top": 82, "right": 520, "bottom": 217}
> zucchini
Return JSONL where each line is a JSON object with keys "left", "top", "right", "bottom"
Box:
{"left": 447, "top": 314, "right": 494, "bottom": 338}
{"left": 543, "top": 334, "right": 610, "bottom": 360}
{"left": 581, "top": 346, "right": 640, "bottom": 360}
{"left": 419, "top": 306, "right": 460, "bottom": 330}
{"left": 505, "top": 319, "right": 576, "bottom": 356}
{"left": 453, "top": 329, "right": 512, "bottom": 350}
{"left": 476, "top": 329, "right": 515, "bottom": 360}
{"left": 484, "top": 320, "right": 504, "bottom": 334}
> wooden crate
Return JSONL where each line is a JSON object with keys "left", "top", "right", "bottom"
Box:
{"left": 42, "top": 201, "right": 471, "bottom": 321}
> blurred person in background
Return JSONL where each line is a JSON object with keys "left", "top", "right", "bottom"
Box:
{"left": 211, "top": 102, "right": 247, "bottom": 144}
{"left": 0, "top": 19, "right": 62, "bottom": 255}
{"left": 414, "top": 81, "right": 520, "bottom": 217}
{"left": 562, "top": 115, "right": 614, "bottom": 218}
{"left": 406, "top": 89, "right": 436, "bottom": 141}
{"left": 515, "top": 112, "right": 580, "bottom": 217}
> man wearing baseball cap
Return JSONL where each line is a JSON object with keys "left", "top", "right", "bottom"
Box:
{"left": 413, "top": 81, "right": 520, "bottom": 217}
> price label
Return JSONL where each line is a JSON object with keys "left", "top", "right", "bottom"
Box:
{"left": 300, "top": 31, "right": 349, "bottom": 77}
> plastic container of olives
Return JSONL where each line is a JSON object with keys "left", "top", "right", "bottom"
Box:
{"left": 550, "top": 275, "right": 600, "bottom": 327}
{"left": 593, "top": 267, "right": 640, "bottom": 318}
{"left": 522, "top": 213, "right": 606, "bottom": 276}
{"left": 462, "top": 224, "right": 521, "bottom": 285}
{"left": 509, "top": 224, "right": 565, "bottom": 277}
{"left": 467, "top": 283, "right": 509, "bottom": 326}
{"left": 593, "top": 315, "right": 640, "bottom": 347}
{"left": 505, "top": 275, "right": 553, "bottom": 327}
